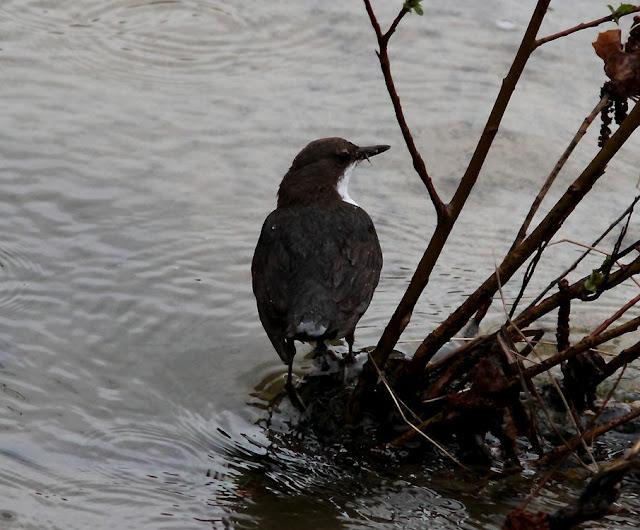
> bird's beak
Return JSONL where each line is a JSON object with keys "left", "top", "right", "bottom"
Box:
{"left": 356, "top": 144, "right": 390, "bottom": 163}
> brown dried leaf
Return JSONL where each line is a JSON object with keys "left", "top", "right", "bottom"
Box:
{"left": 593, "top": 29, "right": 623, "bottom": 60}
{"left": 605, "top": 52, "right": 640, "bottom": 96}
{"left": 594, "top": 29, "right": 640, "bottom": 97}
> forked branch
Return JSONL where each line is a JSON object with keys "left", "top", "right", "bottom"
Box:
{"left": 362, "top": 1, "right": 445, "bottom": 217}
{"left": 409, "top": 100, "right": 640, "bottom": 379}
{"left": 536, "top": 5, "right": 640, "bottom": 47}
{"left": 355, "top": 0, "right": 551, "bottom": 390}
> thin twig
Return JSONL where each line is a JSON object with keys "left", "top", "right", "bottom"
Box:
{"left": 524, "top": 197, "right": 640, "bottom": 312}
{"left": 512, "top": 256, "right": 640, "bottom": 340}
{"left": 368, "top": 354, "right": 467, "bottom": 469}
{"left": 496, "top": 261, "right": 598, "bottom": 471}
{"left": 535, "top": 6, "right": 640, "bottom": 47}
{"left": 361, "top": 1, "right": 444, "bottom": 217}
{"left": 513, "top": 96, "right": 610, "bottom": 246}
{"left": 592, "top": 292, "right": 640, "bottom": 336}
{"left": 547, "top": 238, "right": 640, "bottom": 290}
{"left": 536, "top": 406, "right": 640, "bottom": 466}
{"left": 523, "top": 316, "right": 640, "bottom": 380}
{"left": 383, "top": 7, "right": 409, "bottom": 43}
{"left": 411, "top": 102, "right": 640, "bottom": 377}
{"left": 509, "top": 241, "right": 547, "bottom": 318}
{"left": 354, "top": 0, "right": 552, "bottom": 401}
{"left": 547, "top": 238, "right": 640, "bottom": 288}
{"left": 547, "top": 239, "right": 611, "bottom": 255}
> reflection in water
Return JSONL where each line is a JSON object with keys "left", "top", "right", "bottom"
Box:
{"left": 0, "top": 0, "right": 639, "bottom": 528}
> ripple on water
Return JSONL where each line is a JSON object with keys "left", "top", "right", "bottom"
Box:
{"left": 0, "top": 0, "right": 334, "bottom": 85}
{"left": 0, "top": 0, "right": 639, "bottom": 528}
{"left": 0, "top": 409, "right": 270, "bottom": 528}
{"left": 0, "top": 243, "right": 50, "bottom": 315}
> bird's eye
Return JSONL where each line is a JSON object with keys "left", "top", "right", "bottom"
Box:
{"left": 337, "top": 149, "right": 350, "bottom": 160}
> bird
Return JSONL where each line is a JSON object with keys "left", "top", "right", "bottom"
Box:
{"left": 251, "top": 137, "right": 388, "bottom": 393}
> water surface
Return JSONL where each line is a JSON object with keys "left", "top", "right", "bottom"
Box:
{"left": 1, "top": 1, "right": 640, "bottom": 528}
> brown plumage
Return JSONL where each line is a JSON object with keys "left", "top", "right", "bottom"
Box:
{"left": 251, "top": 138, "right": 388, "bottom": 388}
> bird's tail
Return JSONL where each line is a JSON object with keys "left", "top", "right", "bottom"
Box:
{"left": 286, "top": 288, "right": 335, "bottom": 340}
{"left": 289, "top": 310, "right": 329, "bottom": 339}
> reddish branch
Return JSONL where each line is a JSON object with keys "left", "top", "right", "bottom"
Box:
{"left": 598, "top": 339, "right": 640, "bottom": 381}
{"left": 523, "top": 317, "right": 640, "bottom": 380}
{"left": 513, "top": 96, "right": 610, "bottom": 247}
{"left": 537, "top": 406, "right": 640, "bottom": 466}
{"left": 362, "top": 2, "right": 444, "bottom": 217}
{"left": 351, "top": 1, "right": 552, "bottom": 411}
{"left": 535, "top": 6, "right": 640, "bottom": 47}
{"left": 343, "top": 5, "right": 640, "bottom": 524}
{"left": 512, "top": 252, "right": 640, "bottom": 331}
{"left": 592, "top": 292, "right": 640, "bottom": 335}
{"left": 409, "top": 100, "right": 640, "bottom": 380}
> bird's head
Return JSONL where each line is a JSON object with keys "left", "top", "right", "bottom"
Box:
{"left": 277, "top": 137, "right": 390, "bottom": 208}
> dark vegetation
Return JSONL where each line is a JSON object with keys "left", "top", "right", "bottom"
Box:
{"left": 277, "top": 2, "right": 640, "bottom": 528}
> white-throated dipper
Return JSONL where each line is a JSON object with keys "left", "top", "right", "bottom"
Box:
{"left": 252, "top": 137, "right": 389, "bottom": 392}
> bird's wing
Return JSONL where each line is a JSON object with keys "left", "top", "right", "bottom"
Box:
{"left": 252, "top": 204, "right": 382, "bottom": 343}
{"left": 251, "top": 209, "right": 296, "bottom": 359}
{"left": 328, "top": 205, "right": 383, "bottom": 331}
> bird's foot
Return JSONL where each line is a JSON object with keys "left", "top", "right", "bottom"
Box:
{"left": 312, "top": 341, "right": 336, "bottom": 358}
{"left": 311, "top": 342, "right": 341, "bottom": 372}
{"left": 344, "top": 351, "right": 357, "bottom": 365}
{"left": 285, "top": 380, "right": 307, "bottom": 413}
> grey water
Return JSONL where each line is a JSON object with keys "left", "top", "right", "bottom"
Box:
{"left": 1, "top": 0, "right": 639, "bottom": 528}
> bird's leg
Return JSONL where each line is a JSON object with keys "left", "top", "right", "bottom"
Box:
{"left": 312, "top": 340, "right": 339, "bottom": 368}
{"left": 285, "top": 364, "right": 305, "bottom": 412}
{"left": 312, "top": 340, "right": 328, "bottom": 357}
{"left": 286, "top": 361, "right": 293, "bottom": 389}
{"left": 284, "top": 341, "right": 306, "bottom": 412}
{"left": 345, "top": 332, "right": 356, "bottom": 364}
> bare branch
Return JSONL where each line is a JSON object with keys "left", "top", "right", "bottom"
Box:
{"left": 524, "top": 195, "right": 640, "bottom": 312}
{"left": 351, "top": 1, "right": 552, "bottom": 407}
{"left": 383, "top": 7, "right": 409, "bottom": 43}
{"left": 523, "top": 317, "right": 640, "bottom": 380}
{"left": 536, "top": 6, "right": 640, "bottom": 47}
{"left": 409, "top": 100, "right": 640, "bottom": 378}
{"left": 598, "top": 340, "right": 640, "bottom": 381}
{"left": 361, "top": 1, "right": 445, "bottom": 217}
{"left": 592, "top": 291, "right": 640, "bottom": 335}
{"left": 537, "top": 406, "right": 640, "bottom": 466}
{"left": 513, "top": 96, "right": 610, "bottom": 246}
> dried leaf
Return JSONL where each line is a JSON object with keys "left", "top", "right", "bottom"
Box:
{"left": 605, "top": 53, "right": 640, "bottom": 97}
{"left": 594, "top": 29, "right": 640, "bottom": 97}
{"left": 593, "top": 29, "right": 623, "bottom": 60}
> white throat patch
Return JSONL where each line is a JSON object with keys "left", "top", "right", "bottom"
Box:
{"left": 336, "top": 162, "right": 358, "bottom": 206}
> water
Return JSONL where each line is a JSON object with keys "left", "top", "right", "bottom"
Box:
{"left": 1, "top": 0, "right": 639, "bottom": 528}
